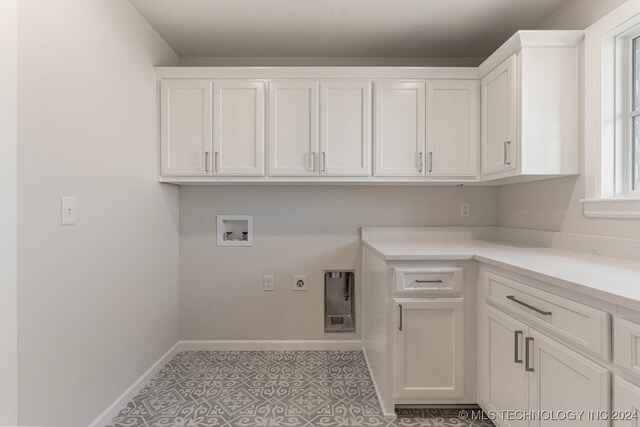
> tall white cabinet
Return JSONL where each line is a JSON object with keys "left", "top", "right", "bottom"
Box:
{"left": 268, "top": 81, "right": 319, "bottom": 176}
{"left": 213, "top": 80, "right": 265, "bottom": 176}
{"left": 320, "top": 81, "right": 371, "bottom": 176}
{"left": 374, "top": 81, "right": 426, "bottom": 177}
{"left": 160, "top": 79, "right": 212, "bottom": 176}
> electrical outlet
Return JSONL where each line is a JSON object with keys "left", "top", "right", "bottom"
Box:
{"left": 460, "top": 203, "right": 470, "bottom": 217}
{"left": 263, "top": 275, "right": 274, "bottom": 291}
{"left": 292, "top": 275, "right": 308, "bottom": 291}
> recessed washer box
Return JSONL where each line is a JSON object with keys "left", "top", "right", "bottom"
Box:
{"left": 216, "top": 215, "right": 253, "bottom": 247}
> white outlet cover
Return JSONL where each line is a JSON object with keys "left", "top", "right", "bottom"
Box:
{"left": 292, "top": 275, "right": 308, "bottom": 291}
{"left": 263, "top": 275, "right": 274, "bottom": 291}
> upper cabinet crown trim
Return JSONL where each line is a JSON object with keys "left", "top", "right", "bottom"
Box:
{"left": 478, "top": 30, "right": 585, "bottom": 77}
{"left": 155, "top": 67, "right": 480, "bottom": 80}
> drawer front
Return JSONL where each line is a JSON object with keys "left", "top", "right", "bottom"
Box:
{"left": 615, "top": 317, "right": 640, "bottom": 378}
{"left": 484, "top": 270, "right": 610, "bottom": 360}
{"left": 394, "top": 267, "right": 463, "bottom": 295}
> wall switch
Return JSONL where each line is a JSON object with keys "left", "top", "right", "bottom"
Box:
{"left": 460, "top": 203, "right": 470, "bottom": 217}
{"left": 263, "top": 275, "right": 274, "bottom": 291}
{"left": 292, "top": 275, "right": 309, "bottom": 291}
{"left": 61, "top": 196, "right": 77, "bottom": 225}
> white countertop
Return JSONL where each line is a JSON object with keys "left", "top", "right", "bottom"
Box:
{"left": 362, "top": 235, "right": 640, "bottom": 310}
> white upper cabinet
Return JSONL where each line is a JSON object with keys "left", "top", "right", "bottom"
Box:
{"left": 479, "top": 31, "right": 582, "bottom": 181}
{"left": 160, "top": 79, "right": 212, "bottom": 176}
{"left": 213, "top": 80, "right": 265, "bottom": 176}
{"left": 320, "top": 81, "right": 371, "bottom": 176}
{"left": 427, "top": 80, "right": 479, "bottom": 177}
{"left": 268, "top": 80, "right": 319, "bottom": 176}
{"left": 481, "top": 55, "right": 517, "bottom": 177}
{"left": 374, "top": 81, "right": 426, "bottom": 177}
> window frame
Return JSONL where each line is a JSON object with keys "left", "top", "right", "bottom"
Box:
{"left": 582, "top": 1, "right": 640, "bottom": 218}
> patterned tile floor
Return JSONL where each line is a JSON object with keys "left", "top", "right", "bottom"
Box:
{"left": 108, "top": 351, "right": 494, "bottom": 427}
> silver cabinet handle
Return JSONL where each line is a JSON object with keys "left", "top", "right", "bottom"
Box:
{"left": 415, "top": 279, "right": 443, "bottom": 284}
{"left": 525, "top": 337, "right": 534, "bottom": 372}
{"left": 214, "top": 151, "right": 219, "bottom": 173}
{"left": 504, "top": 141, "right": 511, "bottom": 165}
{"left": 418, "top": 152, "right": 424, "bottom": 173}
{"left": 428, "top": 152, "right": 433, "bottom": 173}
{"left": 312, "top": 152, "right": 317, "bottom": 172}
{"left": 205, "top": 151, "right": 210, "bottom": 172}
{"left": 514, "top": 330, "right": 523, "bottom": 363}
{"left": 398, "top": 304, "right": 403, "bottom": 331}
{"left": 322, "top": 152, "right": 327, "bottom": 172}
{"left": 506, "top": 295, "right": 552, "bottom": 316}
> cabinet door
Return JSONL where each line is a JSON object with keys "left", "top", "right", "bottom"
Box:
{"left": 394, "top": 298, "right": 464, "bottom": 398}
{"left": 427, "top": 80, "right": 478, "bottom": 177}
{"left": 213, "top": 80, "right": 265, "bottom": 176}
{"left": 481, "top": 55, "right": 517, "bottom": 177}
{"left": 160, "top": 79, "right": 212, "bottom": 176}
{"left": 374, "top": 82, "right": 426, "bottom": 176}
{"left": 320, "top": 81, "right": 371, "bottom": 176}
{"left": 528, "top": 330, "right": 609, "bottom": 427}
{"left": 485, "top": 306, "right": 528, "bottom": 427}
{"left": 268, "top": 81, "right": 319, "bottom": 176}
{"left": 614, "top": 376, "right": 640, "bottom": 426}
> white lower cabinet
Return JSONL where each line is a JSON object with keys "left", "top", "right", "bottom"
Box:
{"left": 614, "top": 376, "right": 640, "bottom": 426}
{"left": 484, "top": 305, "right": 609, "bottom": 427}
{"left": 394, "top": 298, "right": 465, "bottom": 399}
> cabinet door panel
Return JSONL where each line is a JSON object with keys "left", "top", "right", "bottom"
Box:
{"left": 268, "top": 81, "right": 319, "bottom": 176}
{"left": 485, "top": 306, "right": 528, "bottom": 427}
{"left": 394, "top": 298, "right": 464, "bottom": 398}
{"left": 161, "top": 79, "right": 212, "bottom": 176}
{"left": 614, "top": 376, "right": 640, "bottom": 426}
{"left": 427, "top": 80, "right": 478, "bottom": 177}
{"left": 481, "top": 55, "right": 517, "bottom": 177}
{"left": 375, "top": 82, "right": 426, "bottom": 176}
{"left": 320, "top": 81, "right": 371, "bottom": 176}
{"left": 213, "top": 80, "right": 265, "bottom": 176}
{"left": 528, "top": 330, "right": 609, "bottom": 427}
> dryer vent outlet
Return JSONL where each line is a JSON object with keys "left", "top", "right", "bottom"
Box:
{"left": 324, "top": 270, "right": 355, "bottom": 333}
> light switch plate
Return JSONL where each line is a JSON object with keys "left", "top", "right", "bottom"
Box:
{"left": 292, "top": 275, "right": 308, "bottom": 291}
{"left": 61, "top": 196, "right": 77, "bottom": 225}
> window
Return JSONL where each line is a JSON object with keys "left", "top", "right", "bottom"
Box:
{"left": 582, "top": 4, "right": 640, "bottom": 218}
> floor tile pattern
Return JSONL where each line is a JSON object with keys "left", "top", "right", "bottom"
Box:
{"left": 108, "top": 351, "right": 494, "bottom": 427}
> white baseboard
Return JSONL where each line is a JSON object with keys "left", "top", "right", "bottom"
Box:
{"left": 362, "top": 347, "right": 396, "bottom": 420}
{"left": 88, "top": 341, "right": 180, "bottom": 427}
{"left": 179, "top": 340, "right": 362, "bottom": 352}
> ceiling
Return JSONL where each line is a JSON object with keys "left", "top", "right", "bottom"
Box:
{"left": 129, "top": 0, "right": 569, "bottom": 59}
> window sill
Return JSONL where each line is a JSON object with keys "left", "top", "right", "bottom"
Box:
{"left": 582, "top": 197, "right": 640, "bottom": 218}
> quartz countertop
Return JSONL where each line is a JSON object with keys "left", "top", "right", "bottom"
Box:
{"left": 362, "top": 234, "right": 640, "bottom": 310}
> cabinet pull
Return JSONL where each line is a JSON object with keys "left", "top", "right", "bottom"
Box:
{"left": 506, "top": 295, "right": 552, "bottom": 316}
{"left": 214, "top": 151, "right": 219, "bottom": 173}
{"left": 504, "top": 141, "right": 511, "bottom": 165}
{"left": 415, "top": 279, "right": 443, "bottom": 284}
{"left": 418, "top": 152, "right": 424, "bottom": 173}
{"left": 514, "top": 330, "right": 523, "bottom": 363}
{"left": 428, "top": 152, "right": 433, "bottom": 173}
{"left": 205, "top": 151, "right": 210, "bottom": 172}
{"left": 398, "top": 304, "right": 403, "bottom": 331}
{"left": 322, "top": 152, "right": 327, "bottom": 172}
{"left": 311, "top": 152, "right": 317, "bottom": 172}
{"left": 525, "top": 337, "right": 534, "bottom": 372}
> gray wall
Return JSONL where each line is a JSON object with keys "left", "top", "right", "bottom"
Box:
{"left": 17, "top": 1, "right": 179, "bottom": 425}
{"left": 0, "top": 0, "right": 18, "bottom": 424}
{"left": 179, "top": 185, "right": 498, "bottom": 341}
{"left": 499, "top": 0, "right": 640, "bottom": 239}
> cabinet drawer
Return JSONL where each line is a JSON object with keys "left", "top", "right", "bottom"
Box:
{"left": 615, "top": 317, "right": 640, "bottom": 378}
{"left": 394, "top": 267, "right": 463, "bottom": 295}
{"left": 484, "top": 270, "right": 610, "bottom": 360}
